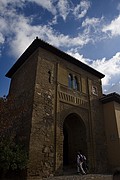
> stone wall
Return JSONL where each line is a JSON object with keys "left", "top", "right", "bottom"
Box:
{"left": 7, "top": 50, "right": 39, "bottom": 149}
{"left": 88, "top": 79, "right": 108, "bottom": 173}
{"left": 28, "top": 47, "right": 108, "bottom": 177}
{"left": 28, "top": 56, "right": 56, "bottom": 178}
{"left": 7, "top": 46, "right": 108, "bottom": 178}
{"left": 103, "top": 101, "right": 120, "bottom": 171}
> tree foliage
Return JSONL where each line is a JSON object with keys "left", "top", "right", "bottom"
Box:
{"left": 0, "top": 95, "right": 29, "bottom": 176}
{"left": 0, "top": 137, "right": 28, "bottom": 173}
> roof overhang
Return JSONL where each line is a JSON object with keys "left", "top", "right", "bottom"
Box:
{"left": 6, "top": 38, "right": 105, "bottom": 79}
{"left": 100, "top": 92, "right": 120, "bottom": 104}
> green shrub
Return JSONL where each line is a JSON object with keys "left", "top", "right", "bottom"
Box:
{"left": 0, "top": 137, "right": 28, "bottom": 174}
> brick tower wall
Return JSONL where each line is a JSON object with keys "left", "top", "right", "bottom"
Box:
{"left": 28, "top": 47, "right": 108, "bottom": 178}
{"left": 28, "top": 48, "right": 56, "bottom": 178}
{"left": 7, "top": 45, "right": 108, "bottom": 178}
{"left": 7, "top": 50, "right": 39, "bottom": 150}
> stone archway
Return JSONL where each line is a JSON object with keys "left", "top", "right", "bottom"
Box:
{"left": 63, "top": 113, "right": 87, "bottom": 168}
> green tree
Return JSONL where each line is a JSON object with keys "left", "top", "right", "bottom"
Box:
{"left": 0, "top": 96, "right": 28, "bottom": 177}
{"left": 0, "top": 136, "right": 28, "bottom": 176}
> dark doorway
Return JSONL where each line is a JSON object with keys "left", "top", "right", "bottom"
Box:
{"left": 63, "top": 113, "right": 87, "bottom": 168}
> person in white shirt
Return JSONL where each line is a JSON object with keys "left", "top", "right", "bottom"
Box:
{"left": 77, "top": 151, "right": 86, "bottom": 175}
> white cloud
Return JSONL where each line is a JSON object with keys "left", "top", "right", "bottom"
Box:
{"left": 73, "top": 0, "right": 90, "bottom": 19}
{"left": 107, "top": 82, "right": 120, "bottom": 94}
{"left": 0, "top": 33, "right": 5, "bottom": 44}
{"left": 102, "top": 15, "right": 120, "bottom": 37}
{"left": 66, "top": 48, "right": 120, "bottom": 93}
{"left": 81, "top": 16, "right": 106, "bottom": 43}
{"left": 0, "top": 0, "right": 97, "bottom": 56}
{"left": 0, "top": 0, "right": 27, "bottom": 44}
{"left": 0, "top": 17, "right": 7, "bottom": 44}
{"left": 0, "top": 17, "right": 7, "bottom": 31}
{"left": 0, "top": 0, "right": 91, "bottom": 58}
{"left": 0, "top": 0, "right": 119, "bottom": 95}
{"left": 117, "top": 3, "right": 120, "bottom": 11}
{"left": 2, "top": 7, "right": 90, "bottom": 58}
{"left": 0, "top": 0, "right": 91, "bottom": 25}
{"left": 10, "top": 22, "right": 91, "bottom": 58}
{"left": 49, "top": 15, "right": 58, "bottom": 25}
{"left": 27, "top": 0, "right": 71, "bottom": 21}
{"left": 92, "top": 53, "right": 120, "bottom": 86}
{"left": 47, "top": 32, "right": 90, "bottom": 48}
{"left": 57, "top": 0, "right": 70, "bottom": 20}
{"left": 66, "top": 48, "right": 90, "bottom": 64}
{"left": 27, "top": 0, "right": 90, "bottom": 21}
{"left": 82, "top": 17, "right": 101, "bottom": 27}
{"left": 27, "top": 0, "right": 57, "bottom": 15}
{"left": 0, "top": 0, "right": 25, "bottom": 12}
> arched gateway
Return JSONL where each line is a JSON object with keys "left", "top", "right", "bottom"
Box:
{"left": 63, "top": 113, "right": 87, "bottom": 169}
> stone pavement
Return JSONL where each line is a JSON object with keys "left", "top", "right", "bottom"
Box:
{"left": 43, "top": 174, "right": 112, "bottom": 180}
{"left": 28, "top": 174, "right": 112, "bottom": 180}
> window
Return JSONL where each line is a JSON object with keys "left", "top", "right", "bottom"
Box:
{"left": 92, "top": 86, "right": 98, "bottom": 95}
{"left": 68, "top": 74, "right": 79, "bottom": 91}
{"left": 73, "top": 76, "right": 79, "bottom": 90}
{"left": 68, "top": 74, "right": 73, "bottom": 88}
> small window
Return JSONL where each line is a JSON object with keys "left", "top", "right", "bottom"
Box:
{"left": 92, "top": 86, "right": 98, "bottom": 95}
{"left": 73, "top": 76, "right": 79, "bottom": 90}
{"left": 68, "top": 74, "right": 73, "bottom": 88}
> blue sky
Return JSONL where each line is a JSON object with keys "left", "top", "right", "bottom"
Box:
{"left": 0, "top": 0, "right": 120, "bottom": 97}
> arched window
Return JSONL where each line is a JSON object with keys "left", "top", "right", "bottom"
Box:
{"left": 92, "top": 86, "right": 98, "bottom": 95}
{"left": 68, "top": 74, "right": 73, "bottom": 89}
{"left": 73, "top": 76, "right": 79, "bottom": 90}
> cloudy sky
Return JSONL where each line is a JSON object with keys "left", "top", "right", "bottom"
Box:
{"left": 0, "top": 0, "right": 120, "bottom": 97}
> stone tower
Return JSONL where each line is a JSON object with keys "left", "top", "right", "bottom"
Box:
{"left": 6, "top": 38, "right": 108, "bottom": 178}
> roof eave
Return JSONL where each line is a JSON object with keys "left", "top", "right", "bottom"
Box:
{"left": 100, "top": 92, "right": 120, "bottom": 104}
{"left": 6, "top": 38, "right": 105, "bottom": 79}
{"left": 6, "top": 39, "right": 40, "bottom": 78}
